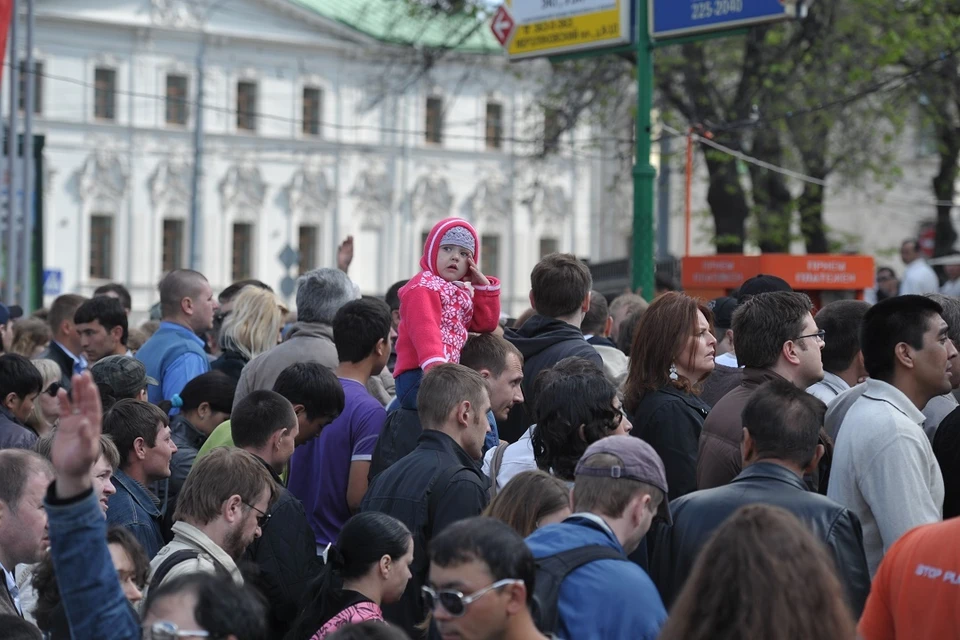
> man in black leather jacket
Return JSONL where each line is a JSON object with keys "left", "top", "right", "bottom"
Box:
{"left": 650, "top": 379, "right": 870, "bottom": 617}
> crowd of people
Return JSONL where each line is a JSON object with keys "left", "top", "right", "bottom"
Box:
{"left": 0, "top": 222, "right": 958, "bottom": 640}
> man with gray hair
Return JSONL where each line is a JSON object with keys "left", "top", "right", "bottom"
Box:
{"left": 235, "top": 268, "right": 392, "bottom": 405}
{"left": 136, "top": 269, "right": 218, "bottom": 405}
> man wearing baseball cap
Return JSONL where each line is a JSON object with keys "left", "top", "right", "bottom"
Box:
{"left": 90, "top": 355, "right": 158, "bottom": 406}
{"left": 525, "top": 436, "right": 668, "bottom": 640}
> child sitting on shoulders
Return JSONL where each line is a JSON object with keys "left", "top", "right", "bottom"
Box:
{"left": 393, "top": 218, "right": 501, "bottom": 412}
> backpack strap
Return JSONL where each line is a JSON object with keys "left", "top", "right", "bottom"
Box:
{"left": 150, "top": 548, "right": 231, "bottom": 588}
{"left": 487, "top": 442, "right": 510, "bottom": 499}
{"left": 150, "top": 549, "right": 201, "bottom": 589}
{"left": 533, "top": 545, "right": 627, "bottom": 635}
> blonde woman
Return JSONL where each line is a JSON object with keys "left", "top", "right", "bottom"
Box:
{"left": 26, "top": 359, "right": 62, "bottom": 437}
{"left": 210, "top": 286, "right": 286, "bottom": 381}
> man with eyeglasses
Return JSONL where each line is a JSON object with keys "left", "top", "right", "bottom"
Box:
{"left": 144, "top": 446, "right": 276, "bottom": 599}
{"left": 41, "top": 372, "right": 270, "bottom": 640}
{"left": 829, "top": 295, "right": 955, "bottom": 576}
{"left": 698, "top": 291, "right": 826, "bottom": 491}
{"left": 426, "top": 517, "right": 549, "bottom": 640}
{"left": 232, "top": 389, "right": 321, "bottom": 638}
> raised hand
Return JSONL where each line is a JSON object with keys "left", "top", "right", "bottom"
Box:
{"left": 467, "top": 258, "right": 490, "bottom": 287}
{"left": 337, "top": 235, "right": 355, "bottom": 273}
{"left": 51, "top": 372, "right": 104, "bottom": 499}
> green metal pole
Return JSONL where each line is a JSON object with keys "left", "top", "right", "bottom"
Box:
{"left": 632, "top": 0, "right": 656, "bottom": 301}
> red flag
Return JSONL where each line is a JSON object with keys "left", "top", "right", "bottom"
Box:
{"left": 0, "top": 0, "right": 13, "bottom": 85}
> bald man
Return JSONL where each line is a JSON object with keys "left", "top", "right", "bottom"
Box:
{"left": 136, "top": 270, "right": 219, "bottom": 405}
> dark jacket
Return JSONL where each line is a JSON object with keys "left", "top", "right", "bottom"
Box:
{"left": 630, "top": 386, "right": 710, "bottom": 501}
{"left": 697, "top": 367, "right": 784, "bottom": 490}
{"left": 0, "top": 404, "right": 38, "bottom": 450}
{"left": 40, "top": 341, "right": 78, "bottom": 392}
{"left": 210, "top": 349, "right": 248, "bottom": 382}
{"left": 158, "top": 415, "right": 208, "bottom": 532}
{"left": 360, "top": 430, "right": 488, "bottom": 639}
{"left": 369, "top": 408, "right": 423, "bottom": 481}
{"left": 586, "top": 335, "right": 618, "bottom": 349}
{"left": 501, "top": 314, "right": 603, "bottom": 442}
{"left": 933, "top": 405, "right": 960, "bottom": 519}
{"left": 650, "top": 462, "right": 870, "bottom": 616}
{"left": 699, "top": 363, "right": 742, "bottom": 408}
{"left": 245, "top": 456, "right": 322, "bottom": 639}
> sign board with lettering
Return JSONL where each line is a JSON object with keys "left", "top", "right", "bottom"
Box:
{"left": 650, "top": 0, "right": 799, "bottom": 39}
{"left": 501, "top": 0, "right": 632, "bottom": 60}
{"left": 681, "top": 254, "right": 875, "bottom": 293}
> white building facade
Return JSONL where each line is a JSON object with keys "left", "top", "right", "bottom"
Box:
{"left": 18, "top": 0, "right": 628, "bottom": 318}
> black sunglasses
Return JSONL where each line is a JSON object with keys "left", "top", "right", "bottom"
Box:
{"left": 243, "top": 501, "right": 271, "bottom": 528}
{"left": 45, "top": 382, "right": 62, "bottom": 397}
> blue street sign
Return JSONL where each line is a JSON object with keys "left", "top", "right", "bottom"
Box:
{"left": 650, "top": 0, "right": 797, "bottom": 39}
{"left": 42, "top": 269, "right": 62, "bottom": 296}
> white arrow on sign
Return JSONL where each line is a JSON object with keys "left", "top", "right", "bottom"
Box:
{"left": 490, "top": 6, "right": 515, "bottom": 46}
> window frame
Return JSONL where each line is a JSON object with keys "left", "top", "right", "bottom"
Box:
{"left": 94, "top": 66, "right": 117, "bottom": 121}
{"left": 236, "top": 80, "right": 258, "bottom": 132}
{"left": 425, "top": 96, "right": 443, "bottom": 145}
{"left": 165, "top": 73, "right": 189, "bottom": 126}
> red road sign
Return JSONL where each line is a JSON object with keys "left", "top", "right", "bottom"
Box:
{"left": 490, "top": 6, "right": 515, "bottom": 46}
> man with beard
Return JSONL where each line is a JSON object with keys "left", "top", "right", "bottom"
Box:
{"left": 144, "top": 447, "right": 275, "bottom": 598}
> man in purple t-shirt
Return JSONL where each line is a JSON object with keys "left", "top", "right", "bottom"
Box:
{"left": 289, "top": 298, "right": 392, "bottom": 547}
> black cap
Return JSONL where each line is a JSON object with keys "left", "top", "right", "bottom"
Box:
{"left": 737, "top": 274, "right": 792, "bottom": 301}
{"left": 7, "top": 305, "right": 23, "bottom": 320}
{"left": 708, "top": 297, "right": 738, "bottom": 330}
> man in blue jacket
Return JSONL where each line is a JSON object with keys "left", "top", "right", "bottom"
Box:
{"left": 525, "top": 435, "right": 668, "bottom": 640}
{"left": 136, "top": 269, "right": 218, "bottom": 405}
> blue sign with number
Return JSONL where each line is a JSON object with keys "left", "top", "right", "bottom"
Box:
{"left": 650, "top": 0, "right": 795, "bottom": 39}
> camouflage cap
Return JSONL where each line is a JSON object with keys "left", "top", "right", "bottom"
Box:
{"left": 90, "top": 355, "right": 158, "bottom": 400}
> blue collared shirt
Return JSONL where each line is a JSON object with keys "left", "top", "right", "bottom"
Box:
{"left": 157, "top": 321, "right": 209, "bottom": 411}
{"left": 54, "top": 340, "right": 88, "bottom": 375}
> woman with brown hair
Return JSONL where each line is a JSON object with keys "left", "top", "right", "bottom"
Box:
{"left": 483, "top": 470, "right": 571, "bottom": 537}
{"left": 623, "top": 291, "right": 716, "bottom": 500}
{"left": 659, "top": 504, "right": 856, "bottom": 640}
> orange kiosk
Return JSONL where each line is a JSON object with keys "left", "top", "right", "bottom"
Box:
{"left": 681, "top": 254, "right": 876, "bottom": 308}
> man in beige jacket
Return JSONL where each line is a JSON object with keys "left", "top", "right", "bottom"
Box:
{"left": 145, "top": 447, "right": 276, "bottom": 597}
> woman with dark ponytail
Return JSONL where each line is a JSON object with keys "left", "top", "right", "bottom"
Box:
{"left": 287, "top": 512, "right": 414, "bottom": 640}
{"left": 156, "top": 371, "right": 236, "bottom": 519}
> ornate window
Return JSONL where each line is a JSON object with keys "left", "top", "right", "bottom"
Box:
{"left": 237, "top": 81, "right": 258, "bottom": 131}
{"left": 303, "top": 87, "right": 322, "bottom": 136}
{"left": 162, "top": 219, "right": 185, "bottom": 272}
{"left": 232, "top": 223, "right": 254, "bottom": 281}
{"left": 425, "top": 96, "right": 443, "bottom": 144}
{"left": 89, "top": 215, "right": 113, "bottom": 279}
{"left": 94, "top": 67, "right": 116, "bottom": 121}
{"left": 298, "top": 225, "right": 319, "bottom": 275}
{"left": 481, "top": 234, "right": 500, "bottom": 277}
{"left": 166, "top": 74, "right": 189, "bottom": 125}
{"left": 485, "top": 102, "right": 503, "bottom": 150}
